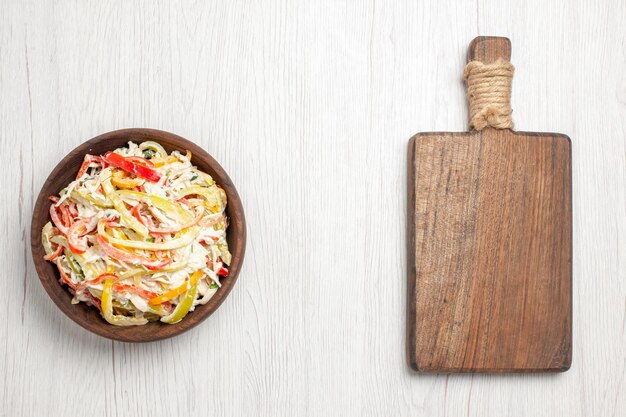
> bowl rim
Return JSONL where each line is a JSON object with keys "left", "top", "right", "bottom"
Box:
{"left": 30, "top": 128, "right": 246, "bottom": 342}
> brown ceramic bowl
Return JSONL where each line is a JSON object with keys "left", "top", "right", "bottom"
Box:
{"left": 30, "top": 128, "right": 246, "bottom": 342}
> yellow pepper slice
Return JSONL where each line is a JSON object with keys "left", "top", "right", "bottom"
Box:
{"left": 118, "top": 267, "right": 149, "bottom": 280}
{"left": 50, "top": 235, "right": 100, "bottom": 279}
{"left": 160, "top": 280, "right": 200, "bottom": 324}
{"left": 116, "top": 190, "right": 194, "bottom": 224}
{"left": 139, "top": 141, "right": 167, "bottom": 159}
{"left": 101, "top": 278, "right": 148, "bottom": 326}
{"left": 100, "top": 168, "right": 149, "bottom": 236}
{"left": 64, "top": 249, "right": 84, "bottom": 277}
{"left": 149, "top": 269, "right": 203, "bottom": 305}
{"left": 42, "top": 222, "right": 54, "bottom": 256}
{"left": 98, "top": 221, "right": 199, "bottom": 251}
{"left": 177, "top": 186, "right": 223, "bottom": 213}
{"left": 111, "top": 169, "right": 145, "bottom": 189}
{"left": 117, "top": 261, "right": 188, "bottom": 282}
{"left": 72, "top": 189, "right": 113, "bottom": 208}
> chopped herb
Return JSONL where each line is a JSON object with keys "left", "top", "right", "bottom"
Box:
{"left": 146, "top": 237, "right": 155, "bottom": 243}
{"left": 209, "top": 282, "right": 219, "bottom": 289}
{"left": 142, "top": 149, "right": 156, "bottom": 159}
{"left": 190, "top": 173, "right": 198, "bottom": 181}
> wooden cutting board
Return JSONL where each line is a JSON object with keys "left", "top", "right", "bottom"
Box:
{"left": 406, "top": 37, "right": 572, "bottom": 373}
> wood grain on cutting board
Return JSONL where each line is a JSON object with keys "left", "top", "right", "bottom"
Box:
{"left": 406, "top": 37, "right": 572, "bottom": 373}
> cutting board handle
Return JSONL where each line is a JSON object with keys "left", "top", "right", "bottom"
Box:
{"left": 467, "top": 36, "right": 511, "bottom": 64}
{"left": 465, "top": 36, "right": 514, "bottom": 130}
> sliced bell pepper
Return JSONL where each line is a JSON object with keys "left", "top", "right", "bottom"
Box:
{"left": 76, "top": 272, "right": 116, "bottom": 292}
{"left": 159, "top": 280, "right": 199, "bottom": 324}
{"left": 99, "top": 221, "right": 199, "bottom": 251}
{"left": 125, "top": 156, "right": 155, "bottom": 168}
{"left": 68, "top": 202, "right": 78, "bottom": 217}
{"left": 79, "top": 216, "right": 98, "bottom": 237}
{"left": 113, "top": 283, "right": 159, "bottom": 300}
{"left": 139, "top": 141, "right": 167, "bottom": 159}
{"left": 111, "top": 168, "right": 145, "bottom": 189}
{"left": 146, "top": 302, "right": 173, "bottom": 317}
{"left": 56, "top": 259, "right": 77, "bottom": 291}
{"left": 50, "top": 235, "right": 100, "bottom": 280}
{"left": 149, "top": 269, "right": 203, "bottom": 305}
{"left": 218, "top": 243, "right": 232, "bottom": 265}
{"left": 104, "top": 152, "right": 162, "bottom": 182}
{"left": 42, "top": 222, "right": 55, "bottom": 255}
{"left": 59, "top": 204, "right": 72, "bottom": 227}
{"left": 118, "top": 267, "right": 150, "bottom": 280}
{"left": 197, "top": 171, "right": 216, "bottom": 187}
{"left": 67, "top": 219, "right": 89, "bottom": 254}
{"left": 150, "top": 158, "right": 166, "bottom": 168}
{"left": 96, "top": 234, "right": 172, "bottom": 270}
{"left": 82, "top": 290, "right": 103, "bottom": 311}
{"left": 131, "top": 202, "right": 203, "bottom": 234}
{"left": 44, "top": 245, "right": 63, "bottom": 261}
{"left": 76, "top": 154, "right": 104, "bottom": 180}
{"left": 206, "top": 257, "right": 229, "bottom": 276}
{"left": 130, "top": 202, "right": 174, "bottom": 233}
{"left": 101, "top": 278, "right": 148, "bottom": 326}
{"left": 176, "top": 186, "right": 224, "bottom": 213}
{"left": 49, "top": 204, "right": 70, "bottom": 235}
{"left": 64, "top": 250, "right": 85, "bottom": 278}
{"left": 117, "top": 190, "right": 194, "bottom": 224}
{"left": 72, "top": 189, "right": 112, "bottom": 208}
{"left": 100, "top": 169, "right": 149, "bottom": 236}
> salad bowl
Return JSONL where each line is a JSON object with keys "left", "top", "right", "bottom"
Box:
{"left": 30, "top": 128, "right": 246, "bottom": 342}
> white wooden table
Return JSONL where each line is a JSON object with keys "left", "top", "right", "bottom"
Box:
{"left": 2, "top": 1, "right": 625, "bottom": 416}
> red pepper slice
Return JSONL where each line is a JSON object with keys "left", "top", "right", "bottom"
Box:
{"left": 78, "top": 217, "right": 98, "bottom": 237}
{"left": 206, "top": 257, "right": 229, "bottom": 276}
{"left": 125, "top": 156, "right": 155, "bottom": 168}
{"left": 43, "top": 245, "right": 63, "bottom": 261}
{"left": 68, "top": 202, "right": 78, "bottom": 217}
{"left": 76, "top": 154, "right": 104, "bottom": 179}
{"left": 59, "top": 204, "right": 72, "bottom": 228}
{"left": 131, "top": 202, "right": 203, "bottom": 235}
{"left": 199, "top": 237, "right": 219, "bottom": 245}
{"left": 103, "top": 152, "right": 162, "bottom": 182}
{"left": 56, "top": 259, "right": 77, "bottom": 291}
{"left": 49, "top": 204, "right": 70, "bottom": 235}
{"left": 67, "top": 220, "right": 89, "bottom": 254}
{"left": 113, "top": 283, "right": 160, "bottom": 300}
{"left": 84, "top": 292, "right": 102, "bottom": 311}
{"left": 96, "top": 234, "right": 172, "bottom": 270}
{"left": 76, "top": 273, "right": 117, "bottom": 292}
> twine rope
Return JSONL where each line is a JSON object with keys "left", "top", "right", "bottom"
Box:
{"left": 463, "top": 59, "right": 515, "bottom": 131}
